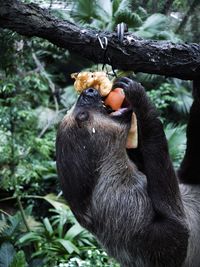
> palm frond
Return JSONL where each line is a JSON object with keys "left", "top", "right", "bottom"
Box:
{"left": 140, "top": 13, "right": 167, "bottom": 32}
{"left": 72, "top": 0, "right": 96, "bottom": 21}
{"left": 112, "top": 0, "right": 121, "bottom": 15}
{"left": 115, "top": 10, "right": 142, "bottom": 28}
{"left": 165, "top": 123, "right": 186, "bottom": 168}
{"left": 71, "top": 0, "right": 109, "bottom": 26}
{"left": 113, "top": 0, "right": 132, "bottom": 14}
{"left": 137, "top": 73, "right": 163, "bottom": 84}
{"left": 135, "top": 13, "right": 169, "bottom": 39}
{"left": 0, "top": 219, "right": 8, "bottom": 235}
{"left": 171, "top": 79, "right": 193, "bottom": 115}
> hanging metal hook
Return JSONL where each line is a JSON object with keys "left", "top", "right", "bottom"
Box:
{"left": 116, "top": 22, "right": 128, "bottom": 44}
{"left": 96, "top": 34, "right": 117, "bottom": 77}
{"left": 97, "top": 35, "right": 108, "bottom": 50}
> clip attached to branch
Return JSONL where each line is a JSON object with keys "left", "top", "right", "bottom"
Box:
{"left": 96, "top": 34, "right": 117, "bottom": 77}
{"left": 116, "top": 22, "right": 128, "bottom": 44}
{"left": 97, "top": 35, "right": 108, "bottom": 50}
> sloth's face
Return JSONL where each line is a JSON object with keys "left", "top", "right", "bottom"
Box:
{"left": 58, "top": 88, "right": 133, "bottom": 151}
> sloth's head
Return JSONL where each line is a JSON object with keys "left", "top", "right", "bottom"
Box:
{"left": 57, "top": 87, "right": 133, "bottom": 157}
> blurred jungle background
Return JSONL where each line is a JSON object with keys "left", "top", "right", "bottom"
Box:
{"left": 0, "top": 0, "right": 199, "bottom": 266}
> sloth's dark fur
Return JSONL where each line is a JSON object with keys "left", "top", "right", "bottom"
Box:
{"left": 56, "top": 78, "right": 200, "bottom": 267}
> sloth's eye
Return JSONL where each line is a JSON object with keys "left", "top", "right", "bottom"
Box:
{"left": 75, "top": 111, "right": 89, "bottom": 123}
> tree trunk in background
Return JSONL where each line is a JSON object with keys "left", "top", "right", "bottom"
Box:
{"left": 161, "top": 0, "right": 174, "bottom": 14}
{"left": 191, "top": 6, "right": 200, "bottom": 43}
{"left": 142, "top": 0, "right": 149, "bottom": 7}
{"left": 176, "top": 0, "right": 200, "bottom": 33}
{"left": 152, "top": 0, "right": 158, "bottom": 13}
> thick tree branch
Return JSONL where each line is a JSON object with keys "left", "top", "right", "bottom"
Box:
{"left": 0, "top": 0, "right": 200, "bottom": 80}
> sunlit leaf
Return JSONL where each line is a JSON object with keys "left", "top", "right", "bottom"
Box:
{"left": 18, "top": 232, "right": 42, "bottom": 244}
{"left": 64, "top": 223, "right": 84, "bottom": 240}
{"left": 43, "top": 194, "right": 69, "bottom": 210}
{"left": 165, "top": 123, "right": 186, "bottom": 168}
{"left": 43, "top": 218, "right": 53, "bottom": 235}
{"left": 57, "top": 239, "right": 80, "bottom": 254}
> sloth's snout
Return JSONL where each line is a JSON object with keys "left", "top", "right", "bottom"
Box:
{"left": 77, "top": 88, "right": 101, "bottom": 107}
{"left": 83, "top": 88, "right": 99, "bottom": 98}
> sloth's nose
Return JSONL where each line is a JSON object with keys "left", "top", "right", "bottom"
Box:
{"left": 82, "top": 88, "right": 99, "bottom": 98}
{"left": 77, "top": 87, "right": 101, "bottom": 107}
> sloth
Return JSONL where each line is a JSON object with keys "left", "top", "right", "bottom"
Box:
{"left": 56, "top": 77, "right": 200, "bottom": 267}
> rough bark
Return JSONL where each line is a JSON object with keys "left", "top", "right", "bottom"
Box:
{"left": 0, "top": 0, "right": 200, "bottom": 80}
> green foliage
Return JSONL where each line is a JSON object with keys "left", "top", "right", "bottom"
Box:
{"left": 0, "top": 242, "right": 15, "bottom": 267}
{"left": 165, "top": 124, "right": 186, "bottom": 168}
{"left": 147, "top": 82, "right": 177, "bottom": 111}
{"left": 60, "top": 86, "right": 78, "bottom": 110}
{"left": 67, "top": 0, "right": 181, "bottom": 41}
{"left": 10, "top": 251, "right": 28, "bottom": 267}
{"left": 172, "top": 0, "right": 188, "bottom": 11}
{"left": 0, "top": 219, "right": 8, "bottom": 235}
{"left": 17, "top": 206, "right": 96, "bottom": 266}
{"left": 0, "top": 32, "right": 59, "bottom": 195}
{"left": 0, "top": 197, "right": 101, "bottom": 266}
{"left": 147, "top": 80, "right": 192, "bottom": 120}
{"left": 57, "top": 249, "right": 119, "bottom": 267}
{"left": 170, "top": 79, "right": 193, "bottom": 115}
{"left": 113, "top": 0, "right": 142, "bottom": 28}
{"left": 135, "top": 13, "right": 180, "bottom": 41}
{"left": 69, "top": 0, "right": 107, "bottom": 29}
{"left": 69, "top": 0, "right": 143, "bottom": 31}
{"left": 0, "top": 205, "right": 38, "bottom": 242}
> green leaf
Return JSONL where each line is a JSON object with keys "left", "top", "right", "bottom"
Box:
{"left": 57, "top": 239, "right": 80, "bottom": 254}
{"left": 10, "top": 251, "right": 27, "bottom": 267}
{"left": 115, "top": 10, "right": 142, "bottom": 27}
{"left": 135, "top": 13, "right": 175, "bottom": 40}
{"left": 4, "top": 212, "right": 21, "bottom": 237}
{"left": 72, "top": 0, "right": 107, "bottom": 25}
{"left": 18, "top": 232, "right": 42, "bottom": 245}
{"left": 0, "top": 219, "right": 8, "bottom": 235}
{"left": 140, "top": 13, "right": 167, "bottom": 32}
{"left": 43, "top": 194, "right": 69, "bottom": 210}
{"left": 0, "top": 242, "right": 15, "bottom": 267}
{"left": 43, "top": 218, "right": 53, "bottom": 235}
{"left": 64, "top": 224, "right": 84, "bottom": 241}
{"left": 114, "top": 0, "right": 132, "bottom": 14}
{"left": 112, "top": 0, "right": 121, "bottom": 15}
{"left": 165, "top": 123, "right": 186, "bottom": 167}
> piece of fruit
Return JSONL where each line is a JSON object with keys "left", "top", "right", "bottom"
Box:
{"left": 104, "top": 88, "right": 125, "bottom": 111}
{"left": 71, "top": 71, "right": 112, "bottom": 96}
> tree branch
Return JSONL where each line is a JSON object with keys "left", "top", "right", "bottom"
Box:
{"left": 0, "top": 0, "right": 200, "bottom": 80}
